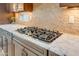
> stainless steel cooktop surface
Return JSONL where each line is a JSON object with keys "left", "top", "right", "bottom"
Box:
{"left": 16, "top": 27, "right": 62, "bottom": 43}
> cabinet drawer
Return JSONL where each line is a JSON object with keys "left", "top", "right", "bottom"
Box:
{"left": 14, "top": 41, "right": 38, "bottom": 56}
{"left": 48, "top": 51, "right": 59, "bottom": 56}
{"left": 22, "top": 48, "right": 38, "bottom": 56}
{"left": 13, "top": 36, "right": 47, "bottom": 56}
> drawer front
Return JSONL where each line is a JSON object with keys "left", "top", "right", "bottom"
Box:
{"left": 13, "top": 36, "right": 47, "bottom": 56}
{"left": 14, "top": 41, "right": 38, "bottom": 56}
{"left": 21, "top": 48, "right": 38, "bottom": 56}
{"left": 48, "top": 51, "right": 59, "bottom": 56}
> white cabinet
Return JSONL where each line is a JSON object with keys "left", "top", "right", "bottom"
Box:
{"left": 13, "top": 36, "right": 47, "bottom": 56}
{"left": 0, "top": 28, "right": 13, "bottom": 56}
{"left": 2, "top": 36, "right": 8, "bottom": 56}
{"left": 13, "top": 40, "right": 23, "bottom": 56}
{"left": 0, "top": 29, "right": 8, "bottom": 56}
{"left": 6, "top": 32, "right": 13, "bottom": 56}
{"left": 13, "top": 39, "right": 39, "bottom": 56}
{"left": 14, "top": 41, "right": 37, "bottom": 56}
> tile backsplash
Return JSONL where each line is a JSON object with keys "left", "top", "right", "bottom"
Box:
{"left": 16, "top": 3, "right": 79, "bottom": 35}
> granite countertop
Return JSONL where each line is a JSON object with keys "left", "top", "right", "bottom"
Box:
{"left": 49, "top": 33, "right": 79, "bottom": 56}
{"left": 0, "top": 24, "right": 79, "bottom": 56}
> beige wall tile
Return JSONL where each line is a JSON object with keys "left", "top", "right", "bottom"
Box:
{"left": 16, "top": 3, "right": 79, "bottom": 35}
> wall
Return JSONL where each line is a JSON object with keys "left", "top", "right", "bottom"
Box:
{"left": 16, "top": 3, "right": 79, "bottom": 35}
{"left": 0, "top": 4, "right": 10, "bottom": 24}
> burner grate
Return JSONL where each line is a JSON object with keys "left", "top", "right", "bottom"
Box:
{"left": 16, "top": 27, "right": 62, "bottom": 43}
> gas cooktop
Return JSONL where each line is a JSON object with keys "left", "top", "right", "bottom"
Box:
{"left": 16, "top": 27, "right": 62, "bottom": 43}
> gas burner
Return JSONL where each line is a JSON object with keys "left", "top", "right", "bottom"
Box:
{"left": 16, "top": 27, "right": 62, "bottom": 43}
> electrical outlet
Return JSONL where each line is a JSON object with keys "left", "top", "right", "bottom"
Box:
{"left": 68, "top": 16, "right": 75, "bottom": 24}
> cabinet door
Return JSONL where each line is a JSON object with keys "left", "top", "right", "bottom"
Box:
{"left": 24, "top": 3, "right": 33, "bottom": 11}
{"left": 7, "top": 3, "right": 24, "bottom": 12}
{"left": 21, "top": 48, "right": 38, "bottom": 56}
{"left": 3, "top": 36, "right": 8, "bottom": 56}
{"left": 14, "top": 40, "right": 23, "bottom": 56}
{"left": 8, "top": 37, "right": 12, "bottom": 56}
{"left": 12, "top": 3, "right": 24, "bottom": 12}
{"left": 7, "top": 3, "right": 33, "bottom": 12}
{"left": 13, "top": 36, "right": 48, "bottom": 56}
{"left": 16, "top": 3, "right": 24, "bottom": 12}
{"left": 13, "top": 40, "right": 39, "bottom": 56}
